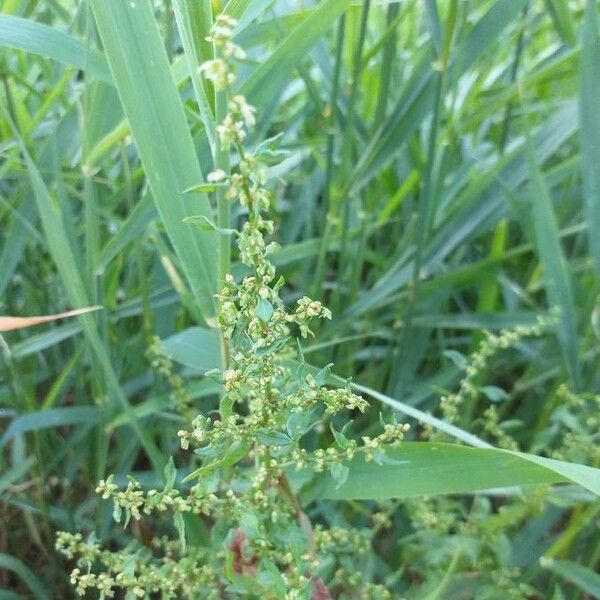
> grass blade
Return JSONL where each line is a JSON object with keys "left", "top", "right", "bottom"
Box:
{"left": 90, "top": 0, "right": 219, "bottom": 322}
{"left": 527, "top": 143, "right": 581, "bottom": 390}
{"left": 6, "top": 115, "right": 164, "bottom": 471}
{"left": 0, "top": 15, "right": 111, "bottom": 83}
{"left": 0, "top": 554, "right": 46, "bottom": 600}
{"left": 240, "top": 0, "right": 348, "bottom": 109}
{"left": 0, "top": 407, "right": 99, "bottom": 449}
{"left": 317, "top": 442, "right": 600, "bottom": 500}
{"left": 580, "top": 0, "right": 600, "bottom": 275}
{"left": 172, "top": 0, "right": 216, "bottom": 153}
{"left": 541, "top": 559, "right": 600, "bottom": 598}
{"left": 543, "top": 0, "right": 577, "bottom": 46}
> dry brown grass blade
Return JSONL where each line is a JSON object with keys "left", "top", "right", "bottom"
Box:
{"left": 0, "top": 306, "right": 103, "bottom": 332}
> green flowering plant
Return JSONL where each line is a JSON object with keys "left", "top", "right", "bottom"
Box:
{"left": 56, "top": 16, "right": 404, "bottom": 599}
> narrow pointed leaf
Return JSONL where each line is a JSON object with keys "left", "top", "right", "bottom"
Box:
{"left": 90, "top": 0, "right": 219, "bottom": 321}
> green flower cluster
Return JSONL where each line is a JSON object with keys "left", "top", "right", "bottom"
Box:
{"left": 438, "top": 312, "right": 558, "bottom": 427}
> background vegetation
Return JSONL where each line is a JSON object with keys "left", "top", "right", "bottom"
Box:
{"left": 1, "top": 0, "right": 600, "bottom": 597}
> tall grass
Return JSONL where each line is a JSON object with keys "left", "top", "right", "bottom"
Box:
{"left": 1, "top": 0, "right": 600, "bottom": 596}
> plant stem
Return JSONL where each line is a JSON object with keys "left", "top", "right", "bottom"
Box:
{"left": 215, "top": 84, "right": 231, "bottom": 373}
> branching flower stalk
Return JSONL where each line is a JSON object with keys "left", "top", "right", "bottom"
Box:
{"left": 57, "top": 16, "right": 404, "bottom": 599}
{"left": 202, "top": 15, "right": 238, "bottom": 369}
{"left": 438, "top": 311, "right": 559, "bottom": 428}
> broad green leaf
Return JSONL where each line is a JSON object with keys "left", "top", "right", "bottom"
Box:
{"left": 255, "top": 298, "right": 274, "bottom": 322}
{"left": 317, "top": 443, "right": 600, "bottom": 500}
{"left": 160, "top": 327, "right": 221, "bottom": 371}
{"left": 183, "top": 440, "right": 250, "bottom": 482}
{"left": 90, "top": 0, "right": 219, "bottom": 322}
{"left": 0, "top": 15, "right": 112, "bottom": 83}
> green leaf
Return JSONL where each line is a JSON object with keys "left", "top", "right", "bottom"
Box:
{"left": 0, "top": 458, "right": 36, "bottom": 495}
{"left": 255, "top": 298, "right": 274, "bottom": 323}
{"left": 90, "top": 0, "right": 219, "bottom": 322}
{"left": 0, "top": 554, "right": 46, "bottom": 600}
{"left": 256, "top": 429, "right": 292, "bottom": 447}
{"left": 443, "top": 349, "right": 467, "bottom": 369}
{"left": 541, "top": 558, "right": 600, "bottom": 599}
{"left": 174, "top": 512, "right": 187, "bottom": 554}
{"left": 330, "top": 423, "right": 348, "bottom": 449}
{"left": 0, "top": 407, "right": 99, "bottom": 450}
{"left": 160, "top": 327, "right": 221, "bottom": 371}
{"left": 480, "top": 386, "right": 509, "bottom": 403}
{"left": 457, "top": 0, "right": 529, "bottom": 75}
{"left": 183, "top": 440, "right": 250, "bottom": 482}
{"left": 183, "top": 183, "right": 224, "bottom": 194}
{"left": 329, "top": 463, "right": 349, "bottom": 489}
{"left": 314, "top": 363, "right": 333, "bottom": 387}
{"left": 183, "top": 215, "right": 237, "bottom": 235}
{"left": 580, "top": 0, "right": 600, "bottom": 275}
{"left": 5, "top": 114, "right": 164, "bottom": 472}
{"left": 286, "top": 412, "right": 316, "bottom": 438}
{"left": 224, "top": 0, "right": 274, "bottom": 32}
{"left": 315, "top": 443, "right": 600, "bottom": 500}
{"left": 113, "top": 503, "right": 123, "bottom": 523}
{"left": 0, "top": 15, "right": 112, "bottom": 83}
{"left": 172, "top": 0, "right": 216, "bottom": 153}
{"left": 350, "top": 381, "right": 492, "bottom": 449}
{"left": 164, "top": 457, "right": 177, "bottom": 489}
{"left": 240, "top": 0, "right": 348, "bottom": 109}
{"left": 527, "top": 143, "right": 581, "bottom": 390}
{"left": 543, "top": 0, "right": 577, "bottom": 46}
{"left": 97, "top": 193, "right": 156, "bottom": 270}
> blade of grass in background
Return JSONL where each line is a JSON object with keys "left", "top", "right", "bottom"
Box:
{"left": 240, "top": 0, "right": 348, "bottom": 110}
{"left": 90, "top": 0, "right": 219, "bottom": 323}
{"left": 580, "top": 0, "right": 600, "bottom": 276}
{"left": 543, "top": 0, "right": 577, "bottom": 47}
{"left": 0, "top": 15, "right": 112, "bottom": 84}
{"left": 0, "top": 109, "right": 78, "bottom": 297}
{"left": 172, "top": 0, "right": 216, "bottom": 154}
{"left": 0, "top": 407, "right": 99, "bottom": 449}
{"left": 0, "top": 554, "right": 46, "bottom": 600}
{"left": 527, "top": 142, "right": 581, "bottom": 391}
{"left": 6, "top": 115, "right": 164, "bottom": 472}
{"left": 541, "top": 559, "right": 600, "bottom": 598}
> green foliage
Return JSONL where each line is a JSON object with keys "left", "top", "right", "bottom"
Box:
{"left": 1, "top": 0, "right": 600, "bottom": 598}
